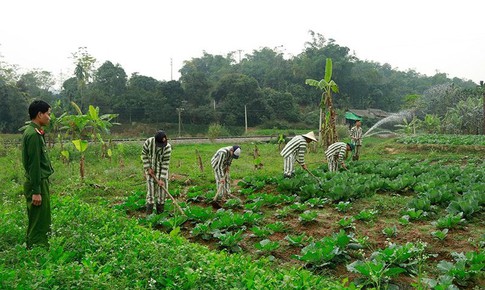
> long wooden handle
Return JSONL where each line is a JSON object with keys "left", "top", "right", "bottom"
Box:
{"left": 160, "top": 186, "right": 185, "bottom": 215}
{"left": 305, "top": 168, "right": 322, "bottom": 183}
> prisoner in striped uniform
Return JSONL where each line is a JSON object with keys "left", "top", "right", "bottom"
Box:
{"left": 280, "top": 131, "right": 317, "bottom": 178}
{"left": 350, "top": 120, "right": 363, "bottom": 160}
{"left": 211, "top": 145, "right": 241, "bottom": 201}
{"left": 142, "top": 130, "right": 172, "bottom": 214}
{"left": 324, "top": 142, "right": 353, "bottom": 172}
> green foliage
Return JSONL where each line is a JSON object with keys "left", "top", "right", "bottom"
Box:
{"left": 347, "top": 242, "right": 427, "bottom": 289}
{"left": 431, "top": 229, "right": 449, "bottom": 241}
{"left": 274, "top": 206, "right": 292, "bottom": 219}
{"left": 382, "top": 225, "right": 398, "bottom": 238}
{"left": 185, "top": 205, "right": 215, "bottom": 223}
{"left": 115, "top": 190, "right": 146, "bottom": 212}
{"left": 160, "top": 216, "right": 188, "bottom": 231}
{"left": 298, "top": 210, "right": 319, "bottom": 224}
{"left": 354, "top": 209, "right": 378, "bottom": 222}
{"left": 2, "top": 139, "right": 484, "bottom": 289}
{"left": 305, "top": 197, "right": 328, "bottom": 208}
{"left": 335, "top": 201, "right": 352, "bottom": 212}
{"left": 190, "top": 222, "right": 212, "bottom": 240}
{"left": 338, "top": 216, "right": 355, "bottom": 230}
{"left": 407, "top": 197, "right": 432, "bottom": 212}
{"left": 305, "top": 58, "right": 339, "bottom": 147}
{"left": 446, "top": 198, "right": 481, "bottom": 219}
{"left": 294, "top": 230, "right": 351, "bottom": 269}
{"left": 397, "top": 134, "right": 485, "bottom": 146}
{"left": 288, "top": 202, "right": 307, "bottom": 213}
{"left": 434, "top": 251, "right": 485, "bottom": 287}
{"left": 210, "top": 210, "right": 262, "bottom": 231}
{"left": 432, "top": 213, "right": 465, "bottom": 229}
{"left": 266, "top": 221, "right": 287, "bottom": 233}
{"left": 254, "top": 239, "right": 280, "bottom": 254}
{"left": 72, "top": 139, "right": 89, "bottom": 152}
{"left": 214, "top": 230, "right": 245, "bottom": 252}
{"left": 207, "top": 123, "right": 229, "bottom": 141}
{"left": 284, "top": 234, "right": 313, "bottom": 247}
{"left": 250, "top": 226, "right": 272, "bottom": 239}
{"left": 277, "top": 177, "right": 304, "bottom": 194}
{"left": 420, "top": 114, "right": 441, "bottom": 133}
{"left": 1, "top": 194, "right": 340, "bottom": 289}
{"left": 401, "top": 208, "right": 427, "bottom": 221}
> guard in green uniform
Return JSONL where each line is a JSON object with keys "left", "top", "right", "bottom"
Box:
{"left": 22, "top": 100, "right": 54, "bottom": 249}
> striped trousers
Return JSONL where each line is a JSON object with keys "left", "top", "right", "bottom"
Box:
{"left": 327, "top": 156, "right": 339, "bottom": 172}
{"left": 283, "top": 153, "right": 296, "bottom": 177}
{"left": 214, "top": 172, "right": 230, "bottom": 200}
{"left": 146, "top": 177, "right": 167, "bottom": 205}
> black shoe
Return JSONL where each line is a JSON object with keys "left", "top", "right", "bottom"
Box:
{"left": 211, "top": 200, "right": 222, "bottom": 209}
{"left": 146, "top": 204, "right": 154, "bottom": 215}
{"left": 156, "top": 204, "right": 164, "bottom": 214}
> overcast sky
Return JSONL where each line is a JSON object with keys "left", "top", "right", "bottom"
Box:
{"left": 1, "top": 0, "right": 484, "bottom": 89}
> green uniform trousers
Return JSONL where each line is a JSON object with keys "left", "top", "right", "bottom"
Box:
{"left": 24, "top": 178, "right": 51, "bottom": 249}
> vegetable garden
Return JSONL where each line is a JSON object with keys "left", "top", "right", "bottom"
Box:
{"left": 1, "top": 135, "right": 484, "bottom": 289}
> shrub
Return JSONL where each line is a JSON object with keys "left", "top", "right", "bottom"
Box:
{"left": 207, "top": 123, "right": 229, "bottom": 141}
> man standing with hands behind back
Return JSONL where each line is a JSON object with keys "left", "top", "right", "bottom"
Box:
{"left": 22, "top": 100, "right": 55, "bottom": 249}
{"left": 142, "top": 130, "right": 172, "bottom": 215}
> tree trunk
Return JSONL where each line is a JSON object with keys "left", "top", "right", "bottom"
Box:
{"left": 80, "top": 155, "right": 85, "bottom": 179}
{"left": 483, "top": 89, "right": 485, "bottom": 135}
{"left": 325, "top": 91, "right": 338, "bottom": 147}
{"left": 195, "top": 149, "right": 204, "bottom": 172}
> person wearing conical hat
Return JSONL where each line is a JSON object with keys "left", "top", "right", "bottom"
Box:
{"left": 280, "top": 131, "right": 317, "bottom": 178}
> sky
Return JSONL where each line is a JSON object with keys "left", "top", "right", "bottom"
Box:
{"left": 1, "top": 0, "right": 485, "bottom": 90}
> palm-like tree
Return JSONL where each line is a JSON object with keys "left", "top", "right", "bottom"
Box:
{"left": 305, "top": 58, "right": 339, "bottom": 148}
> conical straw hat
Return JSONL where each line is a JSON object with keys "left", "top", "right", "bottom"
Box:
{"left": 302, "top": 131, "right": 317, "bottom": 142}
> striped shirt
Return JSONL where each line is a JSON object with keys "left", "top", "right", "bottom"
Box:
{"left": 325, "top": 142, "right": 347, "bottom": 163}
{"left": 142, "top": 137, "right": 172, "bottom": 180}
{"left": 211, "top": 146, "right": 234, "bottom": 178}
{"left": 280, "top": 135, "right": 307, "bottom": 165}
{"left": 350, "top": 126, "right": 363, "bottom": 145}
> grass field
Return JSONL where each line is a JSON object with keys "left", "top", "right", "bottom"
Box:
{"left": 1, "top": 134, "right": 484, "bottom": 289}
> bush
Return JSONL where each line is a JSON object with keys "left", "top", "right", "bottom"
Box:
{"left": 336, "top": 124, "right": 350, "bottom": 140}
{"left": 207, "top": 123, "right": 230, "bottom": 141}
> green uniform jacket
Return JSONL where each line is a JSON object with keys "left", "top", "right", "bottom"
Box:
{"left": 22, "top": 122, "right": 54, "bottom": 195}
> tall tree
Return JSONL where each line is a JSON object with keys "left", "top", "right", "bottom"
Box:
{"left": 16, "top": 70, "right": 56, "bottom": 104}
{"left": 179, "top": 52, "right": 234, "bottom": 107}
{"left": 72, "top": 47, "right": 96, "bottom": 111}
{"left": 237, "top": 47, "right": 292, "bottom": 91}
{"left": 212, "top": 73, "right": 266, "bottom": 126}
{"left": 306, "top": 58, "right": 339, "bottom": 148}
{"left": 0, "top": 78, "right": 29, "bottom": 132}
{"left": 92, "top": 61, "right": 127, "bottom": 112}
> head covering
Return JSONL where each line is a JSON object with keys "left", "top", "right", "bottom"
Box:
{"left": 232, "top": 145, "right": 241, "bottom": 159}
{"left": 302, "top": 131, "right": 317, "bottom": 142}
{"left": 347, "top": 143, "right": 355, "bottom": 151}
{"left": 155, "top": 130, "right": 167, "bottom": 147}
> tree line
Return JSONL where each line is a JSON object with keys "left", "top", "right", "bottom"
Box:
{"left": 1, "top": 31, "right": 482, "bottom": 134}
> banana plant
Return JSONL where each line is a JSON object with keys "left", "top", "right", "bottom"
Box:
{"left": 305, "top": 58, "right": 339, "bottom": 148}
{"left": 61, "top": 101, "right": 118, "bottom": 179}
{"left": 61, "top": 103, "right": 90, "bottom": 179}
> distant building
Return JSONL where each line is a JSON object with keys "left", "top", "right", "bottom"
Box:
{"left": 347, "top": 108, "right": 391, "bottom": 119}
{"left": 345, "top": 108, "right": 392, "bottom": 128}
